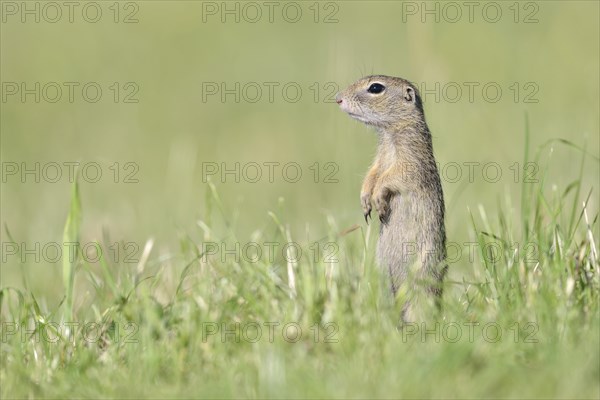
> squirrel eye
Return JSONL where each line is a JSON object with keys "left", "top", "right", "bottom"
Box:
{"left": 367, "top": 83, "right": 385, "bottom": 94}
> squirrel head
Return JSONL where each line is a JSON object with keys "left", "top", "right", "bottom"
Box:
{"left": 336, "top": 75, "right": 425, "bottom": 130}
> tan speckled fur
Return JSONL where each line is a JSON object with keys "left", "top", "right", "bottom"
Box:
{"left": 336, "top": 75, "right": 447, "bottom": 320}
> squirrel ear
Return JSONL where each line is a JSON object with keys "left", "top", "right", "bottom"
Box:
{"left": 404, "top": 86, "right": 415, "bottom": 102}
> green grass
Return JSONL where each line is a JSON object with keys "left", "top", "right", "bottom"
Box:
{"left": 1, "top": 2, "right": 599, "bottom": 398}
{"left": 1, "top": 136, "right": 598, "bottom": 399}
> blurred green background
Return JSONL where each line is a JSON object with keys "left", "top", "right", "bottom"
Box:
{"left": 1, "top": 1, "right": 599, "bottom": 299}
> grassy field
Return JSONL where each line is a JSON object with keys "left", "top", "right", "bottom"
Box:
{"left": 1, "top": 1, "right": 599, "bottom": 398}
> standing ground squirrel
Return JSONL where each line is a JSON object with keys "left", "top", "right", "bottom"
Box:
{"left": 336, "top": 75, "right": 447, "bottom": 319}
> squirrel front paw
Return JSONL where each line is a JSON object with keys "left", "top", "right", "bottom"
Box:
{"left": 360, "top": 191, "right": 372, "bottom": 224}
{"left": 373, "top": 187, "right": 392, "bottom": 225}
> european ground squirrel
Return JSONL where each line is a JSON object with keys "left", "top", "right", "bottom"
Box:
{"left": 336, "top": 75, "right": 447, "bottom": 320}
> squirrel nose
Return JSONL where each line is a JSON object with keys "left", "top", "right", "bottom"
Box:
{"left": 335, "top": 93, "right": 343, "bottom": 104}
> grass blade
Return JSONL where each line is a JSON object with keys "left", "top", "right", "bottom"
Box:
{"left": 62, "top": 177, "right": 81, "bottom": 321}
